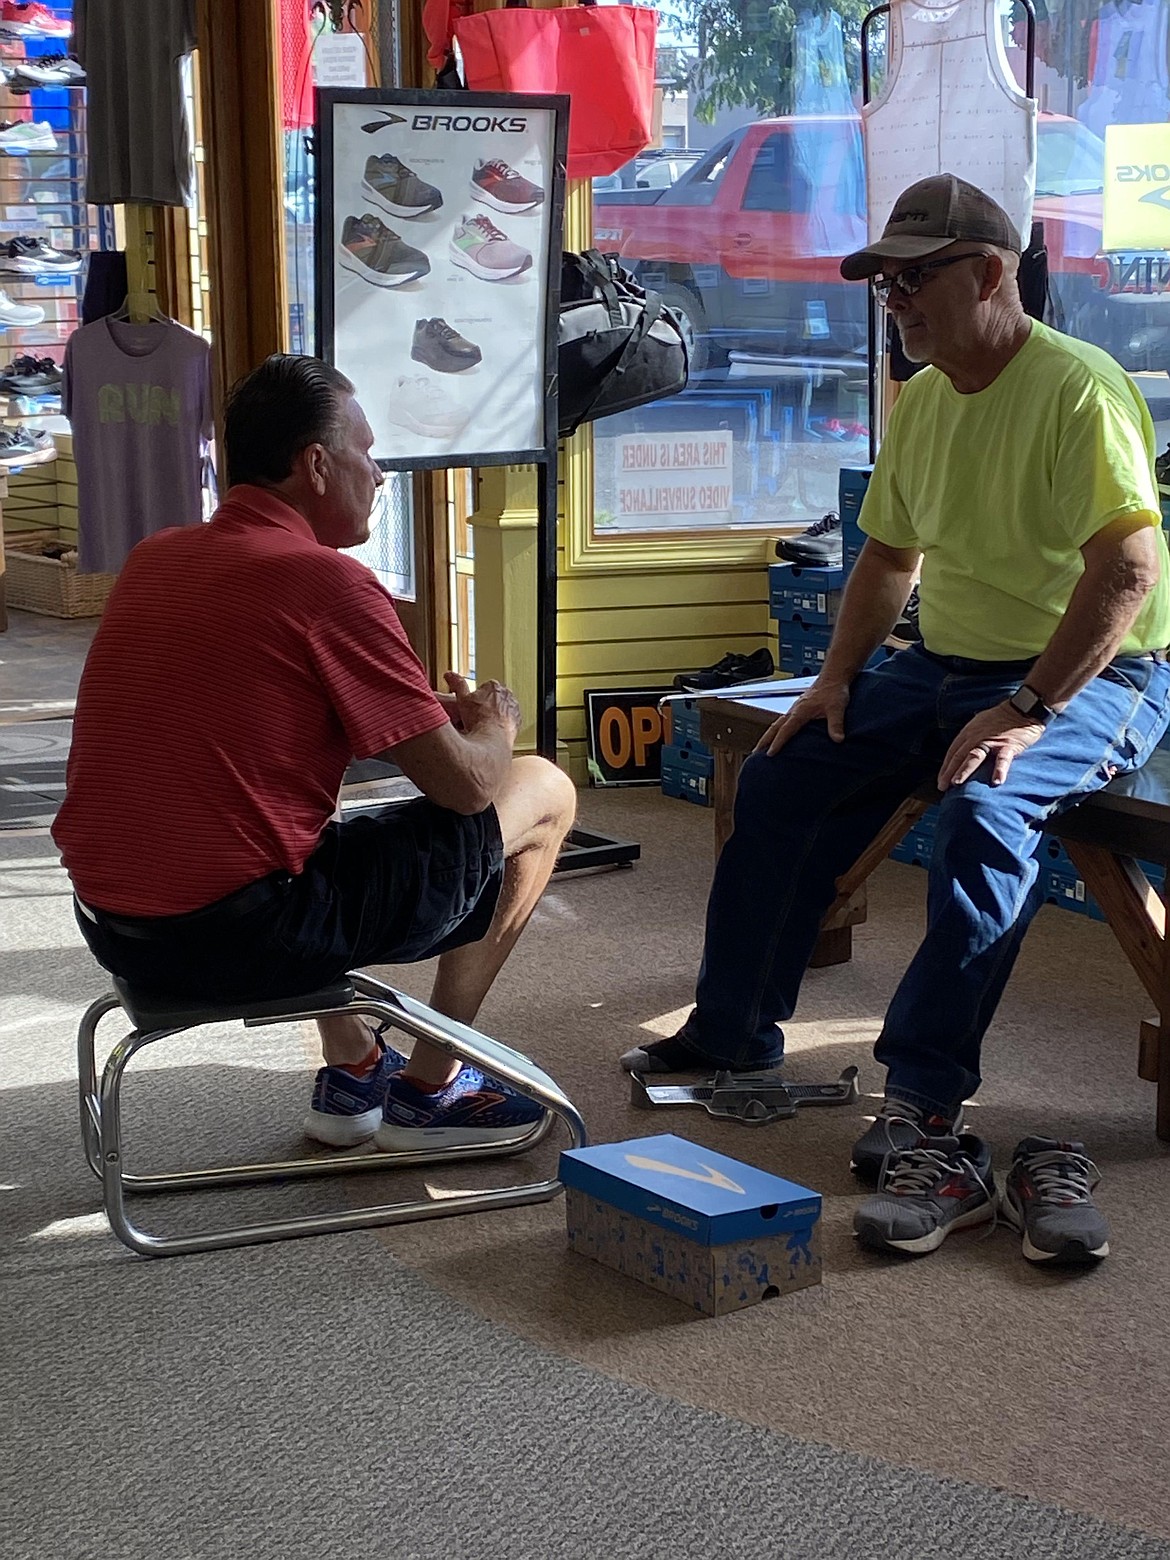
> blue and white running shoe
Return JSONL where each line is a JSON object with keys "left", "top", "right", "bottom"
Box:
{"left": 376, "top": 1064, "right": 547, "bottom": 1151}
{"left": 303, "top": 1030, "right": 407, "bottom": 1148}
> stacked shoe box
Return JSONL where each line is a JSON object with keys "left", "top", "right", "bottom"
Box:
{"left": 770, "top": 561, "right": 843, "bottom": 677}
{"left": 1042, "top": 836, "right": 1166, "bottom": 922}
{"left": 888, "top": 804, "right": 938, "bottom": 866}
{"left": 839, "top": 465, "right": 874, "bottom": 574}
{"left": 660, "top": 694, "right": 714, "bottom": 807}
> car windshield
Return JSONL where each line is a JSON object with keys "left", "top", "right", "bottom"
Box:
{"left": 1036, "top": 122, "right": 1105, "bottom": 196}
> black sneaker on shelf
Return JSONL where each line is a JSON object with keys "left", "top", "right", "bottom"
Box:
{"left": 775, "top": 510, "right": 843, "bottom": 567}
{"left": 1156, "top": 442, "right": 1170, "bottom": 495}
{"left": 673, "top": 646, "right": 775, "bottom": 692}
{"left": 0, "top": 353, "right": 61, "bottom": 391}
{"left": 0, "top": 235, "right": 82, "bottom": 275}
{"left": 889, "top": 583, "right": 922, "bottom": 645}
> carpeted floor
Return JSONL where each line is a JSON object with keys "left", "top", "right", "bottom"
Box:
{"left": 4, "top": 787, "right": 1170, "bottom": 1558}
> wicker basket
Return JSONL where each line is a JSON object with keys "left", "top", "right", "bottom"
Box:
{"left": 3, "top": 532, "right": 116, "bottom": 618}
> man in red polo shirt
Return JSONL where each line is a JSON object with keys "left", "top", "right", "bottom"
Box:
{"left": 54, "top": 354, "right": 577, "bottom": 1151}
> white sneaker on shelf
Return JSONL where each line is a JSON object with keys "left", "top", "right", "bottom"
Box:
{"left": 0, "top": 289, "right": 45, "bottom": 326}
{"left": 384, "top": 375, "right": 468, "bottom": 440}
{"left": 0, "top": 120, "right": 58, "bottom": 153}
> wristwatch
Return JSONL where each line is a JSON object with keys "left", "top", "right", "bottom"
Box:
{"left": 1008, "top": 684, "right": 1056, "bottom": 726}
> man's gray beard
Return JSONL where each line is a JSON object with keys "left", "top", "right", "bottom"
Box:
{"left": 896, "top": 324, "right": 929, "bottom": 364}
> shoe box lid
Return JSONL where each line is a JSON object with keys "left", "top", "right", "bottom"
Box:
{"left": 560, "top": 1133, "right": 820, "bottom": 1247}
{"left": 769, "top": 560, "right": 844, "bottom": 587}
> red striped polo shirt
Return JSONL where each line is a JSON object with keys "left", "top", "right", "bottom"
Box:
{"left": 53, "top": 486, "right": 448, "bottom": 915}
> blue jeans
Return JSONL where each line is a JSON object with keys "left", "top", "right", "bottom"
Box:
{"left": 678, "top": 643, "right": 1170, "bottom": 1116}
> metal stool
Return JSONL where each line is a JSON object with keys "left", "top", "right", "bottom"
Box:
{"left": 77, "top": 969, "right": 587, "bottom": 1259}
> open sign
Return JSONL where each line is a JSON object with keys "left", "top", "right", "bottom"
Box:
{"left": 584, "top": 687, "right": 675, "bottom": 786}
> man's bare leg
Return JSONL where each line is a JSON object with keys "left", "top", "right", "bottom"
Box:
{"left": 317, "top": 755, "right": 576, "bottom": 1079}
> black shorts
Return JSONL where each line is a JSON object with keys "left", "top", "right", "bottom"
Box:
{"left": 75, "top": 799, "right": 505, "bottom": 1003}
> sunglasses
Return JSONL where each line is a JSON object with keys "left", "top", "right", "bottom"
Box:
{"left": 871, "top": 251, "right": 990, "bottom": 307}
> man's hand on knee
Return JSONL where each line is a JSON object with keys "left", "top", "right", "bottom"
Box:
{"left": 755, "top": 677, "right": 850, "bottom": 757}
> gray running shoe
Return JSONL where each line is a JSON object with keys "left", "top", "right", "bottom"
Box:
{"left": 362, "top": 153, "right": 442, "bottom": 218}
{"left": 450, "top": 213, "right": 532, "bottom": 281}
{"left": 853, "top": 1133, "right": 995, "bottom": 1256}
{"left": 1000, "top": 1137, "right": 1110, "bottom": 1265}
{"left": 851, "top": 1097, "right": 964, "bottom": 1183}
{"left": 338, "top": 214, "right": 429, "bottom": 288}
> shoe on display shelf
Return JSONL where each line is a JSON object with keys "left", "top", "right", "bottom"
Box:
{"left": 410, "top": 317, "right": 482, "bottom": 374}
{"left": 0, "top": 235, "right": 83, "bottom": 274}
{"left": 0, "top": 423, "right": 55, "bottom": 466}
{"left": 450, "top": 213, "right": 532, "bottom": 282}
{"left": 7, "top": 54, "right": 86, "bottom": 90}
{"left": 775, "top": 510, "right": 843, "bottom": 567}
{"left": 852, "top": 1133, "right": 996, "bottom": 1256}
{"left": 0, "top": 120, "right": 58, "bottom": 153}
{"left": 375, "top": 1063, "right": 547, "bottom": 1152}
{"left": 0, "top": 353, "right": 61, "bottom": 390}
{"left": 0, "top": 1, "right": 72, "bottom": 36}
{"left": 1000, "top": 1136, "right": 1110, "bottom": 1265}
{"left": 470, "top": 158, "right": 545, "bottom": 214}
{"left": 384, "top": 374, "right": 468, "bottom": 440}
{"left": 0, "top": 287, "right": 45, "bottom": 325}
{"left": 850, "top": 1096, "right": 965, "bottom": 1183}
{"left": 1156, "top": 442, "right": 1170, "bottom": 496}
{"left": 337, "top": 213, "right": 429, "bottom": 287}
{"left": 361, "top": 153, "right": 442, "bottom": 219}
{"left": 672, "top": 646, "right": 775, "bottom": 692}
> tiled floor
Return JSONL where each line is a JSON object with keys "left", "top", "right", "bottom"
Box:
{"left": 0, "top": 607, "right": 96, "bottom": 724}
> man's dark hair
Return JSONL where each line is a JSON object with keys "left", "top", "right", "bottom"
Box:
{"left": 224, "top": 354, "right": 355, "bottom": 488}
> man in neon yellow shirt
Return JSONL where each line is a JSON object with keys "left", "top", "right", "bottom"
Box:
{"left": 621, "top": 175, "right": 1170, "bottom": 1267}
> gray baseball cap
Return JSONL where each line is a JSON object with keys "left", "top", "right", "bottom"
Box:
{"left": 840, "top": 174, "right": 1021, "bottom": 281}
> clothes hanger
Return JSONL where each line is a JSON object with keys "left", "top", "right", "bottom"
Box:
{"left": 109, "top": 292, "right": 173, "bottom": 326}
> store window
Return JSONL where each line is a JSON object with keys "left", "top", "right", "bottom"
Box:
{"left": 589, "top": 0, "right": 1170, "bottom": 545}
{"left": 275, "top": 0, "right": 414, "bottom": 598}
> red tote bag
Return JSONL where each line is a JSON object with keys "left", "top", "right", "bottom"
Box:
{"left": 454, "top": 0, "right": 658, "bottom": 179}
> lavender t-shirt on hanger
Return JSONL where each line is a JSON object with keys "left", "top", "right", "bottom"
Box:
{"left": 63, "top": 318, "right": 213, "bottom": 575}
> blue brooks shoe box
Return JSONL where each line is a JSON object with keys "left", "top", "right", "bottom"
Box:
{"left": 560, "top": 1134, "right": 821, "bottom": 1316}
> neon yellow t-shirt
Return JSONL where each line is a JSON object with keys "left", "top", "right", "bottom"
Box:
{"left": 859, "top": 320, "right": 1170, "bottom": 659}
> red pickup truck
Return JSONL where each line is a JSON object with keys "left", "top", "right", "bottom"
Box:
{"left": 593, "top": 112, "right": 1170, "bottom": 376}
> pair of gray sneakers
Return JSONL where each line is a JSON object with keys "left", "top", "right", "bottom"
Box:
{"left": 853, "top": 1102, "right": 1110, "bottom": 1265}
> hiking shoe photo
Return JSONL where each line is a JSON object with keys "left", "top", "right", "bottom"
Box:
{"left": 775, "top": 511, "right": 843, "bottom": 567}
{"left": 385, "top": 373, "right": 467, "bottom": 440}
{"left": 0, "top": 235, "right": 82, "bottom": 274}
{"left": 851, "top": 1097, "right": 965, "bottom": 1183}
{"left": 411, "top": 317, "right": 482, "bottom": 374}
{"left": 338, "top": 214, "right": 430, "bottom": 288}
{"left": 672, "top": 646, "right": 775, "bottom": 692}
{"left": 303, "top": 1030, "right": 407, "bottom": 1148}
{"left": 0, "top": 288, "right": 44, "bottom": 326}
{"left": 361, "top": 153, "right": 442, "bottom": 219}
{"left": 375, "top": 1064, "right": 548, "bottom": 1151}
{"left": 470, "top": 158, "right": 545, "bottom": 214}
{"left": 853, "top": 1133, "right": 996, "bottom": 1256}
{"left": 0, "top": 425, "right": 55, "bottom": 466}
{"left": 1000, "top": 1137, "right": 1110, "bottom": 1265}
{"left": 450, "top": 214, "right": 532, "bottom": 282}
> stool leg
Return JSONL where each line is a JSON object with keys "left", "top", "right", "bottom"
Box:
{"left": 77, "top": 992, "right": 122, "bottom": 1179}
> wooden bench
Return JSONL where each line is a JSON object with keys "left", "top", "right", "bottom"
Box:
{"left": 698, "top": 690, "right": 1170, "bottom": 1140}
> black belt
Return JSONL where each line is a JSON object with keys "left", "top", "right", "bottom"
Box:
{"left": 77, "top": 869, "right": 292, "bottom": 941}
{"left": 920, "top": 647, "right": 1169, "bottom": 674}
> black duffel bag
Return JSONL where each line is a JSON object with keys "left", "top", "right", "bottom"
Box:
{"left": 557, "top": 249, "right": 689, "bottom": 436}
